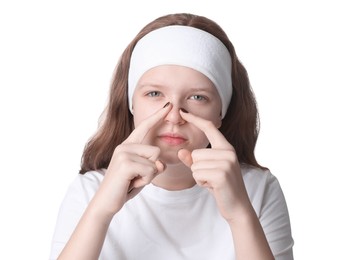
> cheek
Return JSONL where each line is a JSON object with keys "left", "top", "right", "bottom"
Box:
{"left": 188, "top": 107, "right": 222, "bottom": 128}
{"left": 132, "top": 103, "right": 160, "bottom": 127}
{"left": 189, "top": 126, "right": 210, "bottom": 148}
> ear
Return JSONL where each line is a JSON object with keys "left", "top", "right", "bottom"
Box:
{"left": 214, "top": 114, "right": 222, "bottom": 129}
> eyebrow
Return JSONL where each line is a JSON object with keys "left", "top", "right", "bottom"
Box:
{"left": 138, "top": 83, "right": 216, "bottom": 93}
{"left": 137, "top": 83, "right": 164, "bottom": 89}
{"left": 188, "top": 87, "right": 215, "bottom": 93}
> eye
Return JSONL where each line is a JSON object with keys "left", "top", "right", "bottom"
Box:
{"left": 146, "top": 91, "right": 161, "bottom": 97}
{"left": 189, "top": 95, "right": 207, "bottom": 101}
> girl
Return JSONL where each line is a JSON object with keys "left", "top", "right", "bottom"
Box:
{"left": 50, "top": 13, "right": 294, "bottom": 260}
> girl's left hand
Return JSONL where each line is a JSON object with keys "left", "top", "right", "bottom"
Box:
{"left": 178, "top": 110, "right": 253, "bottom": 222}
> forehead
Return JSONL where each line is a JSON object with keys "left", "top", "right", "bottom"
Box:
{"left": 137, "top": 65, "right": 216, "bottom": 90}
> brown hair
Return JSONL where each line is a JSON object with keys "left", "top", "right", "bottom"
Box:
{"left": 80, "top": 13, "right": 266, "bottom": 174}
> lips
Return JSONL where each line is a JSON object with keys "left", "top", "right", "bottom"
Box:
{"left": 159, "top": 133, "right": 187, "bottom": 146}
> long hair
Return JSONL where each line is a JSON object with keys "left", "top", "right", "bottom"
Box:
{"left": 80, "top": 13, "right": 266, "bottom": 174}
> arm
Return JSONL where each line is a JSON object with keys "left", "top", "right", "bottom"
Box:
{"left": 57, "top": 105, "right": 171, "bottom": 259}
{"left": 178, "top": 110, "right": 274, "bottom": 260}
{"left": 57, "top": 194, "right": 115, "bottom": 260}
{"left": 227, "top": 206, "right": 274, "bottom": 260}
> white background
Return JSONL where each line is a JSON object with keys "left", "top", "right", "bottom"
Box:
{"left": 0, "top": 0, "right": 342, "bottom": 259}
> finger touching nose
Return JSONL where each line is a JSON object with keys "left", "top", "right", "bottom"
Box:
{"left": 164, "top": 103, "right": 186, "bottom": 125}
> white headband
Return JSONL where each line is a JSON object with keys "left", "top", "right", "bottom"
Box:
{"left": 128, "top": 25, "right": 232, "bottom": 118}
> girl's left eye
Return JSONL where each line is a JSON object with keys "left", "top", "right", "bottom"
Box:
{"left": 146, "top": 91, "right": 161, "bottom": 97}
{"left": 189, "top": 95, "right": 207, "bottom": 101}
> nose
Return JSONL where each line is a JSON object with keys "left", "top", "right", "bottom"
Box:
{"left": 164, "top": 103, "right": 186, "bottom": 125}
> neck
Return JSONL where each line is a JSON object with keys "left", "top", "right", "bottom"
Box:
{"left": 152, "top": 162, "right": 196, "bottom": 191}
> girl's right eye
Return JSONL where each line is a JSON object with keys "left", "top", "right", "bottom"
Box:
{"left": 146, "top": 91, "right": 161, "bottom": 97}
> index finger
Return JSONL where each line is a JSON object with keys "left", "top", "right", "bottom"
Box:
{"left": 180, "top": 110, "right": 233, "bottom": 150}
{"left": 124, "top": 103, "right": 172, "bottom": 144}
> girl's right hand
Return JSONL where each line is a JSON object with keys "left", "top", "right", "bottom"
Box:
{"left": 93, "top": 103, "right": 171, "bottom": 217}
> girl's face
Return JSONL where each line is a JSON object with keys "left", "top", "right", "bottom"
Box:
{"left": 132, "top": 65, "right": 222, "bottom": 164}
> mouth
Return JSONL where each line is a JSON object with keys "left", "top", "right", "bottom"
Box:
{"left": 158, "top": 133, "right": 187, "bottom": 146}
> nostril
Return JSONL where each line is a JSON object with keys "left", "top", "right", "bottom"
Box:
{"left": 164, "top": 104, "right": 186, "bottom": 125}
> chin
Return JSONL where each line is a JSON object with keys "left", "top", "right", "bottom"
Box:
{"left": 159, "top": 150, "right": 183, "bottom": 165}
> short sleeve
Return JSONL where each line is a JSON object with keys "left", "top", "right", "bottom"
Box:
{"left": 48, "top": 171, "right": 103, "bottom": 259}
{"left": 260, "top": 172, "right": 294, "bottom": 260}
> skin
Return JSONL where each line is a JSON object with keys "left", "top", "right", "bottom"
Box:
{"left": 58, "top": 65, "right": 274, "bottom": 260}
{"left": 132, "top": 65, "right": 222, "bottom": 190}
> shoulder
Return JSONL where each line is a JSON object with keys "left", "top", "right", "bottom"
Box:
{"left": 241, "top": 164, "right": 278, "bottom": 193}
{"left": 241, "top": 165, "right": 294, "bottom": 257}
{"left": 74, "top": 169, "right": 104, "bottom": 187}
{"left": 63, "top": 170, "right": 105, "bottom": 204}
{"left": 240, "top": 164, "right": 287, "bottom": 214}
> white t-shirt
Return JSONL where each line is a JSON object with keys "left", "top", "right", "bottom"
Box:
{"left": 49, "top": 165, "right": 294, "bottom": 260}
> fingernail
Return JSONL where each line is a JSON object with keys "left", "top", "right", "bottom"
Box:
{"left": 163, "top": 102, "right": 170, "bottom": 108}
{"left": 180, "top": 108, "right": 189, "bottom": 113}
